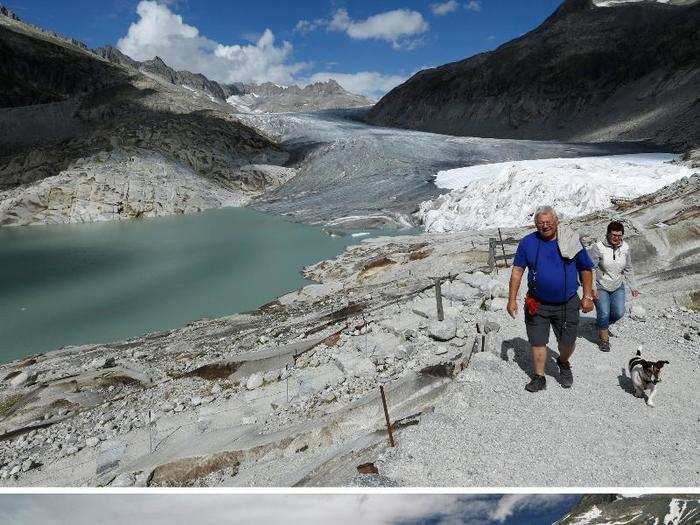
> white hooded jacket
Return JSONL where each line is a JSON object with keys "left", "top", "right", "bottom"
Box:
{"left": 588, "top": 238, "right": 637, "bottom": 292}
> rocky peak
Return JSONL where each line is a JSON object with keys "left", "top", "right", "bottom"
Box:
{"left": 0, "top": 4, "right": 20, "bottom": 21}
{"left": 302, "top": 79, "right": 344, "bottom": 95}
{"left": 139, "top": 56, "right": 177, "bottom": 83}
{"left": 94, "top": 45, "right": 139, "bottom": 69}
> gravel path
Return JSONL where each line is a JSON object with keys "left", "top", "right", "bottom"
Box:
{"left": 376, "top": 283, "right": 700, "bottom": 487}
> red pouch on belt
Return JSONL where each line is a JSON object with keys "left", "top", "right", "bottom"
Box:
{"left": 524, "top": 293, "right": 540, "bottom": 316}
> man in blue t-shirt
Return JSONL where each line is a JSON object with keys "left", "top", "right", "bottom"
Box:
{"left": 506, "top": 206, "right": 594, "bottom": 393}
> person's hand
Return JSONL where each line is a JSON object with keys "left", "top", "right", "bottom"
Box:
{"left": 631, "top": 289, "right": 641, "bottom": 298}
{"left": 580, "top": 297, "right": 594, "bottom": 313}
{"left": 506, "top": 298, "right": 518, "bottom": 319}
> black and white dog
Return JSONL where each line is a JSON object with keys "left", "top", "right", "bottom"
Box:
{"left": 629, "top": 348, "right": 669, "bottom": 407}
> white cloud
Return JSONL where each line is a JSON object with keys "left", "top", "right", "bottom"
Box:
{"left": 117, "top": 0, "right": 309, "bottom": 84}
{"left": 307, "top": 70, "right": 408, "bottom": 100}
{"left": 490, "top": 495, "right": 572, "bottom": 523}
{"left": 0, "top": 495, "right": 467, "bottom": 525}
{"left": 294, "top": 18, "right": 323, "bottom": 35}
{"left": 328, "top": 8, "right": 429, "bottom": 50}
{"left": 466, "top": 1, "right": 483, "bottom": 12}
{"left": 430, "top": 1, "right": 460, "bottom": 16}
{"left": 0, "top": 494, "right": 578, "bottom": 525}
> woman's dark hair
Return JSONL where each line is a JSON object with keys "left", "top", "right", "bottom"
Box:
{"left": 607, "top": 221, "right": 625, "bottom": 235}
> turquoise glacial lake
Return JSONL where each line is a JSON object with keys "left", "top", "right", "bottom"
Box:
{"left": 0, "top": 208, "right": 381, "bottom": 363}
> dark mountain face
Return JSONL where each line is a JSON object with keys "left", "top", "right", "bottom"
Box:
{"left": 555, "top": 494, "right": 700, "bottom": 524}
{"left": 365, "top": 0, "right": 700, "bottom": 150}
{"left": 0, "top": 25, "right": 128, "bottom": 108}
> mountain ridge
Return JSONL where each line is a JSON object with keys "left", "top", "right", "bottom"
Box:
{"left": 365, "top": 0, "right": 700, "bottom": 150}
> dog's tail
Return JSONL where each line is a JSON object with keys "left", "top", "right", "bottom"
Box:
{"left": 636, "top": 345, "right": 643, "bottom": 357}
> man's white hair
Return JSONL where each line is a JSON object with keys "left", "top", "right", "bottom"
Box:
{"left": 533, "top": 205, "right": 558, "bottom": 223}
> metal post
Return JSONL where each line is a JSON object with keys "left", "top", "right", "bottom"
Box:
{"left": 435, "top": 278, "right": 444, "bottom": 321}
{"left": 379, "top": 385, "right": 395, "bottom": 447}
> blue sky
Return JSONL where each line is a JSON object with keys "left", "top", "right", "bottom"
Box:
{"left": 5, "top": 0, "right": 564, "bottom": 97}
{"left": 0, "top": 494, "right": 579, "bottom": 524}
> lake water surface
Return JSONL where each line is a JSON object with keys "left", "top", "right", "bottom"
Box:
{"left": 0, "top": 208, "right": 376, "bottom": 362}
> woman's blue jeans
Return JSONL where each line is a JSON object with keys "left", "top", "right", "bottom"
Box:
{"left": 594, "top": 285, "right": 626, "bottom": 329}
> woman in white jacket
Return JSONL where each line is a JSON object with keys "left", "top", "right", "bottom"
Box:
{"left": 588, "top": 221, "right": 640, "bottom": 351}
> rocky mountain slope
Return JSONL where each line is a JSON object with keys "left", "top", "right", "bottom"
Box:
{"left": 365, "top": 0, "right": 700, "bottom": 150}
{"left": 95, "top": 46, "right": 238, "bottom": 102}
{"left": 0, "top": 10, "right": 288, "bottom": 225}
{"left": 228, "top": 80, "right": 373, "bottom": 113}
{"left": 94, "top": 46, "right": 373, "bottom": 113}
{"left": 555, "top": 494, "right": 700, "bottom": 524}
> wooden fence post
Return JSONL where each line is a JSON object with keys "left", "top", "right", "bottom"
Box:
{"left": 434, "top": 278, "right": 444, "bottom": 321}
{"left": 498, "top": 228, "right": 509, "bottom": 267}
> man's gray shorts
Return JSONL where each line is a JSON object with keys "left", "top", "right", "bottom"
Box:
{"left": 525, "top": 294, "right": 580, "bottom": 347}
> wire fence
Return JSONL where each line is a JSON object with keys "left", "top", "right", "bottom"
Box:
{"left": 10, "top": 270, "right": 469, "bottom": 486}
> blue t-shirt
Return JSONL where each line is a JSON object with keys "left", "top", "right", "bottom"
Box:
{"left": 512, "top": 231, "right": 593, "bottom": 303}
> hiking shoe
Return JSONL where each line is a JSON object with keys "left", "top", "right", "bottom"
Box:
{"left": 557, "top": 358, "right": 573, "bottom": 388}
{"left": 525, "top": 375, "right": 546, "bottom": 393}
{"left": 598, "top": 340, "right": 611, "bottom": 352}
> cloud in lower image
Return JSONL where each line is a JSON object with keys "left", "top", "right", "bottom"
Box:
{"left": 0, "top": 494, "right": 577, "bottom": 525}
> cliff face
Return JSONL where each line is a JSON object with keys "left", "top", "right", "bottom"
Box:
{"left": 365, "top": 0, "right": 700, "bottom": 150}
{"left": 0, "top": 21, "right": 127, "bottom": 107}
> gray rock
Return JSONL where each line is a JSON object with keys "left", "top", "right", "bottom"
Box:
{"left": 630, "top": 304, "right": 647, "bottom": 321}
{"left": 487, "top": 298, "right": 508, "bottom": 312}
{"left": 21, "top": 458, "right": 39, "bottom": 472}
{"left": 86, "top": 437, "right": 100, "bottom": 447}
{"left": 484, "top": 321, "right": 501, "bottom": 334}
{"left": 321, "top": 390, "right": 336, "bottom": 403}
{"left": 9, "top": 370, "right": 38, "bottom": 388}
{"left": 263, "top": 369, "right": 280, "bottom": 383}
{"left": 246, "top": 373, "right": 264, "bottom": 390}
{"left": 88, "top": 356, "right": 116, "bottom": 369}
{"left": 334, "top": 354, "right": 376, "bottom": 379}
{"left": 428, "top": 318, "right": 457, "bottom": 341}
{"left": 110, "top": 472, "right": 135, "bottom": 487}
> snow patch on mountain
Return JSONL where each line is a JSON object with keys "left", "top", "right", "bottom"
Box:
{"left": 417, "top": 153, "right": 695, "bottom": 232}
{"left": 568, "top": 506, "right": 603, "bottom": 524}
{"left": 664, "top": 499, "right": 688, "bottom": 525}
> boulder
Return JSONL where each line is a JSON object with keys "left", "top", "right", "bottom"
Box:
{"left": 9, "top": 370, "right": 38, "bottom": 388}
{"left": 630, "top": 304, "right": 647, "bottom": 321}
{"left": 110, "top": 472, "right": 135, "bottom": 487}
{"left": 428, "top": 318, "right": 457, "bottom": 341}
{"left": 88, "top": 356, "right": 116, "bottom": 369}
{"left": 334, "top": 354, "right": 376, "bottom": 379}
{"left": 21, "top": 458, "right": 40, "bottom": 472}
{"left": 263, "top": 369, "right": 280, "bottom": 383}
{"left": 246, "top": 373, "right": 264, "bottom": 390}
{"left": 487, "top": 298, "right": 508, "bottom": 312}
